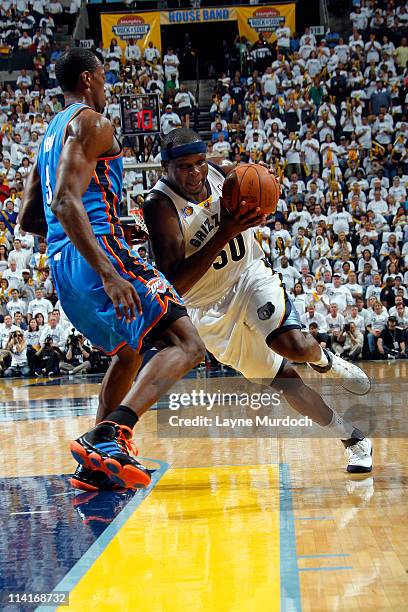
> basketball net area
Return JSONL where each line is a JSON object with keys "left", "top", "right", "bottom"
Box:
{"left": 129, "top": 207, "right": 149, "bottom": 235}
{"left": 123, "top": 161, "right": 162, "bottom": 236}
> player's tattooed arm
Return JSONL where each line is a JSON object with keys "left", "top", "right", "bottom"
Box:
{"left": 19, "top": 162, "right": 48, "bottom": 237}
{"left": 51, "top": 110, "right": 142, "bottom": 322}
{"left": 143, "top": 193, "right": 265, "bottom": 295}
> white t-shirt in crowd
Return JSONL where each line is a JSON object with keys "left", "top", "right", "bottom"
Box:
{"left": 326, "top": 313, "right": 345, "bottom": 332}
{"left": 367, "top": 312, "right": 388, "bottom": 331}
{"left": 325, "top": 286, "right": 353, "bottom": 313}
{"left": 27, "top": 297, "right": 53, "bottom": 320}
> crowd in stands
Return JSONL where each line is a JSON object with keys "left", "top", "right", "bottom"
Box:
{"left": 0, "top": 0, "right": 110, "bottom": 377}
{"left": 0, "top": 0, "right": 407, "bottom": 378}
{"left": 0, "top": 0, "right": 81, "bottom": 54}
{"left": 206, "top": 0, "right": 408, "bottom": 361}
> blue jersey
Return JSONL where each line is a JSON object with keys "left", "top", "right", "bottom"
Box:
{"left": 37, "top": 102, "right": 124, "bottom": 257}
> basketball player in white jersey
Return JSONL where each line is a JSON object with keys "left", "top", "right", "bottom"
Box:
{"left": 144, "top": 129, "right": 373, "bottom": 473}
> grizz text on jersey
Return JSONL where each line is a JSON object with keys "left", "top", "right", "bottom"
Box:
{"left": 190, "top": 213, "right": 220, "bottom": 248}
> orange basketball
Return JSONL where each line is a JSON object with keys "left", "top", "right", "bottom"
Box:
{"left": 222, "top": 164, "right": 280, "bottom": 215}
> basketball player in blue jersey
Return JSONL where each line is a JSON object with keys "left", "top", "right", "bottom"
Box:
{"left": 19, "top": 48, "right": 205, "bottom": 492}
{"left": 143, "top": 128, "right": 373, "bottom": 473}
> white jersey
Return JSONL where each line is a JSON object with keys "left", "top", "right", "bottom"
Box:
{"left": 153, "top": 164, "right": 264, "bottom": 308}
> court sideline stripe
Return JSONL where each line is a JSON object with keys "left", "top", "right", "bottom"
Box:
{"left": 279, "top": 463, "right": 301, "bottom": 612}
{"left": 35, "top": 458, "right": 170, "bottom": 612}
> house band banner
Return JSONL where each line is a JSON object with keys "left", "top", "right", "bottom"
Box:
{"left": 100, "top": 4, "right": 296, "bottom": 57}
{"left": 160, "top": 7, "right": 237, "bottom": 25}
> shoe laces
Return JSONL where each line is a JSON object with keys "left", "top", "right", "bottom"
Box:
{"left": 116, "top": 426, "right": 138, "bottom": 457}
{"left": 333, "top": 355, "right": 365, "bottom": 378}
{"left": 345, "top": 440, "right": 368, "bottom": 461}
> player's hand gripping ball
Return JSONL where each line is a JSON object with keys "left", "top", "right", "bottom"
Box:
{"left": 222, "top": 164, "right": 280, "bottom": 215}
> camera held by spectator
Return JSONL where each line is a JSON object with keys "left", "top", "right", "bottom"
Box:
{"left": 60, "top": 329, "right": 92, "bottom": 375}
{"left": 35, "top": 334, "right": 63, "bottom": 377}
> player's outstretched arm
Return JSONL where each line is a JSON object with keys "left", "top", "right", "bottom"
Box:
{"left": 143, "top": 193, "right": 265, "bottom": 296}
{"left": 51, "top": 110, "right": 142, "bottom": 322}
{"left": 19, "top": 162, "right": 48, "bottom": 237}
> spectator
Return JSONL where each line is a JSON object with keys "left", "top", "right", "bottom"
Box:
{"left": 39, "top": 313, "right": 66, "bottom": 349}
{"left": 18, "top": 269, "right": 36, "bottom": 303}
{"left": 325, "top": 273, "right": 353, "bottom": 314}
{"left": 24, "top": 317, "right": 41, "bottom": 373}
{"left": 213, "top": 133, "right": 231, "bottom": 158}
{"left": 366, "top": 300, "right": 389, "bottom": 356}
{"left": 2, "top": 261, "right": 22, "bottom": 291}
{"left": 18, "top": 31, "right": 33, "bottom": 50}
{"left": 144, "top": 41, "right": 160, "bottom": 64}
{"left": 326, "top": 303, "right": 345, "bottom": 354}
{"left": 254, "top": 220, "right": 272, "bottom": 261}
{"left": 395, "top": 37, "right": 408, "bottom": 69}
{"left": 313, "top": 282, "right": 331, "bottom": 315}
{"left": 389, "top": 296, "right": 408, "bottom": 319}
{"left": 275, "top": 256, "right": 300, "bottom": 291}
{"left": 0, "top": 245, "right": 8, "bottom": 275}
{"left": 301, "top": 301, "right": 328, "bottom": 331}
{"left": 34, "top": 313, "right": 45, "bottom": 329}
{"left": 6, "top": 288, "right": 26, "bottom": 319}
{"left": 291, "top": 281, "right": 308, "bottom": 315}
{"left": 160, "top": 104, "right": 182, "bottom": 135}
{"left": 308, "top": 322, "right": 329, "bottom": 348}
{"left": 0, "top": 314, "right": 19, "bottom": 375}
{"left": 60, "top": 331, "right": 92, "bottom": 375}
{"left": 346, "top": 304, "right": 366, "bottom": 334}
{"left": 339, "top": 322, "right": 364, "bottom": 360}
{"left": 3, "top": 329, "right": 30, "bottom": 377}
{"left": 377, "top": 316, "right": 406, "bottom": 359}
{"left": 27, "top": 287, "right": 53, "bottom": 322}
{"left": 163, "top": 47, "right": 180, "bottom": 85}
{"left": 380, "top": 277, "right": 397, "bottom": 309}
{"left": 34, "top": 334, "right": 62, "bottom": 376}
{"left": 8, "top": 239, "right": 30, "bottom": 271}
{"left": 370, "top": 81, "right": 391, "bottom": 115}
{"left": 125, "top": 39, "right": 141, "bottom": 63}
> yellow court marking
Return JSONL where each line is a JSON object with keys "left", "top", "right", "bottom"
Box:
{"left": 64, "top": 465, "right": 280, "bottom": 612}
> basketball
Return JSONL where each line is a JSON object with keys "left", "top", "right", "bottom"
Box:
{"left": 221, "top": 164, "right": 280, "bottom": 215}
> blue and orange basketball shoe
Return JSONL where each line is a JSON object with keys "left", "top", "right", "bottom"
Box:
{"left": 70, "top": 465, "right": 120, "bottom": 492}
{"left": 70, "top": 422, "right": 151, "bottom": 490}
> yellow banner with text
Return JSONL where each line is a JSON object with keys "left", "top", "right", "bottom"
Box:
{"left": 236, "top": 4, "right": 296, "bottom": 45}
{"left": 101, "top": 4, "right": 296, "bottom": 57}
{"left": 101, "top": 12, "right": 162, "bottom": 56}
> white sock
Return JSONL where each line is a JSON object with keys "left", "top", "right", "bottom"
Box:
{"left": 309, "top": 347, "right": 329, "bottom": 367}
{"left": 325, "top": 409, "right": 355, "bottom": 440}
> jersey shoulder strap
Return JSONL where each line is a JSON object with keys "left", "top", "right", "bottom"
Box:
{"left": 151, "top": 178, "right": 187, "bottom": 212}
{"left": 207, "top": 160, "right": 227, "bottom": 181}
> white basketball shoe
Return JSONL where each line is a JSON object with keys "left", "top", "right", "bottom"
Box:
{"left": 309, "top": 349, "right": 371, "bottom": 395}
{"left": 345, "top": 438, "right": 373, "bottom": 473}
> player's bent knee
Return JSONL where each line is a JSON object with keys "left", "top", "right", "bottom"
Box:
{"left": 288, "top": 333, "right": 315, "bottom": 362}
{"left": 186, "top": 337, "right": 206, "bottom": 367}
{"left": 117, "top": 345, "right": 142, "bottom": 368}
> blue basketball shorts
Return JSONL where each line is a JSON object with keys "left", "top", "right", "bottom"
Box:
{"left": 50, "top": 235, "right": 187, "bottom": 355}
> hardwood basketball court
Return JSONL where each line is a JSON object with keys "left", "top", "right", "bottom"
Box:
{"left": 1, "top": 360, "right": 407, "bottom": 611}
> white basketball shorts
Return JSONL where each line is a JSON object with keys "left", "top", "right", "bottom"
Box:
{"left": 188, "top": 259, "right": 302, "bottom": 383}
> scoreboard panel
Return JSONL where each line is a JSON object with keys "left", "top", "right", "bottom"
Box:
{"left": 120, "top": 93, "right": 161, "bottom": 136}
